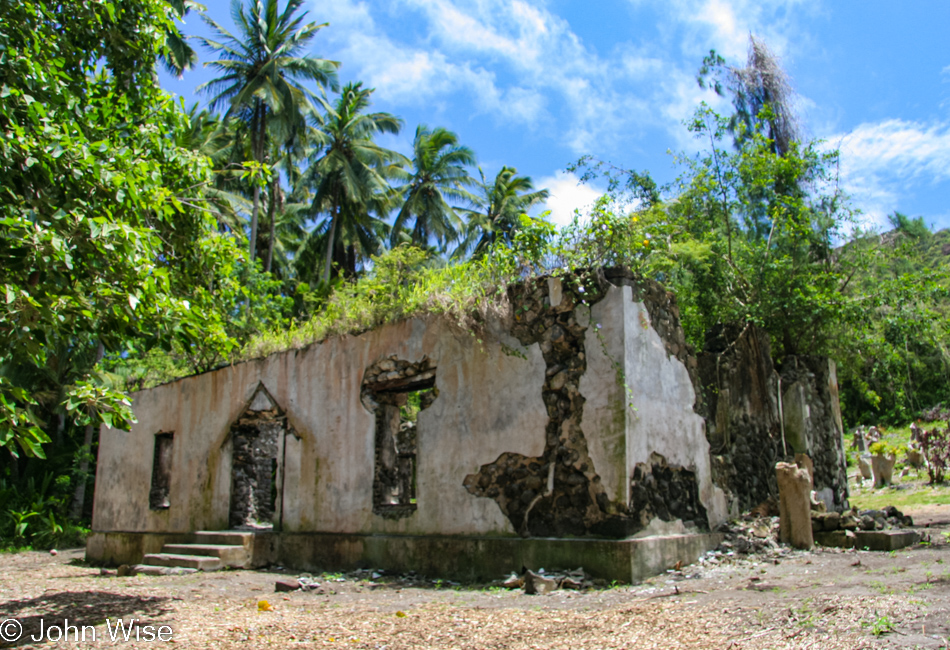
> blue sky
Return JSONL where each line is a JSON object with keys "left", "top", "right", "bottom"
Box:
{"left": 160, "top": 0, "right": 950, "bottom": 232}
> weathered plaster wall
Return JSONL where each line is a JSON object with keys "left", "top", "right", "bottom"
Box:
{"left": 93, "top": 316, "right": 550, "bottom": 538}
{"left": 582, "top": 284, "right": 727, "bottom": 531}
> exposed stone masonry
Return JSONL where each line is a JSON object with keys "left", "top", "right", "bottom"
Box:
{"left": 629, "top": 453, "right": 707, "bottom": 531}
{"left": 778, "top": 356, "right": 849, "bottom": 510}
{"left": 698, "top": 324, "right": 850, "bottom": 513}
{"left": 465, "top": 272, "right": 612, "bottom": 537}
{"left": 698, "top": 323, "right": 783, "bottom": 513}
{"left": 464, "top": 270, "right": 710, "bottom": 538}
{"left": 229, "top": 408, "right": 284, "bottom": 529}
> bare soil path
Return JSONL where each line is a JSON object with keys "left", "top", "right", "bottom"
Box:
{"left": 1, "top": 505, "right": 948, "bottom": 649}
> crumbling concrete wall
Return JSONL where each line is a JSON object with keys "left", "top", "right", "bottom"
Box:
{"left": 698, "top": 324, "right": 782, "bottom": 514}
{"left": 464, "top": 272, "right": 727, "bottom": 538}
{"left": 778, "top": 356, "right": 849, "bottom": 510}
{"left": 92, "top": 316, "right": 550, "bottom": 538}
{"left": 99, "top": 269, "right": 847, "bottom": 553}
{"left": 697, "top": 324, "right": 849, "bottom": 513}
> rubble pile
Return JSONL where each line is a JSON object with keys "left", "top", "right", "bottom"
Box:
{"left": 496, "top": 567, "right": 601, "bottom": 594}
{"left": 812, "top": 506, "right": 913, "bottom": 533}
{"left": 715, "top": 515, "right": 782, "bottom": 555}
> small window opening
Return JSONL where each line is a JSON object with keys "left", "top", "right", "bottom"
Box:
{"left": 149, "top": 432, "right": 174, "bottom": 510}
{"left": 362, "top": 356, "right": 438, "bottom": 518}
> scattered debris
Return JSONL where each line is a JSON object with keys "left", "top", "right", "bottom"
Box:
{"left": 523, "top": 570, "right": 558, "bottom": 595}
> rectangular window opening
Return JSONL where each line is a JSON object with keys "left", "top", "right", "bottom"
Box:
{"left": 149, "top": 432, "right": 174, "bottom": 510}
{"left": 372, "top": 384, "right": 436, "bottom": 516}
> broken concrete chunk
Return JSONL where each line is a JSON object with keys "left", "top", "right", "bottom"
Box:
{"left": 776, "top": 462, "right": 813, "bottom": 550}
{"left": 501, "top": 573, "right": 523, "bottom": 589}
{"left": 811, "top": 511, "right": 841, "bottom": 532}
{"left": 870, "top": 453, "right": 896, "bottom": 488}
{"left": 523, "top": 570, "right": 557, "bottom": 595}
{"left": 275, "top": 578, "right": 300, "bottom": 592}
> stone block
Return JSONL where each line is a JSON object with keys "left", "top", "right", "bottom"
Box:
{"left": 854, "top": 530, "right": 920, "bottom": 552}
{"left": 814, "top": 530, "right": 855, "bottom": 549}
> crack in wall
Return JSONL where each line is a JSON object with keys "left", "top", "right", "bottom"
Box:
{"left": 464, "top": 273, "right": 624, "bottom": 537}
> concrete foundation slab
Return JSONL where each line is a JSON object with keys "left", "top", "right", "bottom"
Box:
{"left": 88, "top": 531, "right": 722, "bottom": 584}
{"left": 815, "top": 529, "right": 920, "bottom": 551}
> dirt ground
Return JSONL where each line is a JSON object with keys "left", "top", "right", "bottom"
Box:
{"left": 1, "top": 505, "right": 949, "bottom": 650}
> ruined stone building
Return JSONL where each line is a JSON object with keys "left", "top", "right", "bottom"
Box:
{"left": 86, "top": 269, "right": 848, "bottom": 582}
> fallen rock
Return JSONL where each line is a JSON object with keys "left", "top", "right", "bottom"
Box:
{"left": 811, "top": 511, "right": 841, "bottom": 532}
{"left": 117, "top": 564, "right": 135, "bottom": 577}
{"left": 275, "top": 578, "right": 301, "bottom": 592}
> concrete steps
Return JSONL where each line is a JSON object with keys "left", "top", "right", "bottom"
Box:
{"left": 141, "top": 552, "right": 223, "bottom": 571}
{"left": 136, "top": 531, "right": 254, "bottom": 573}
{"left": 163, "top": 543, "right": 250, "bottom": 567}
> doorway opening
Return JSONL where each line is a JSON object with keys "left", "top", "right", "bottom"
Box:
{"left": 228, "top": 385, "right": 291, "bottom": 530}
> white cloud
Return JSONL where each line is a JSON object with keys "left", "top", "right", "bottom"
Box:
{"left": 535, "top": 171, "right": 604, "bottom": 228}
{"left": 832, "top": 119, "right": 950, "bottom": 227}
{"left": 312, "top": 0, "right": 819, "bottom": 161}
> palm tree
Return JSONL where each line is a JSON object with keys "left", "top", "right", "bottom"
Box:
{"left": 160, "top": 1, "right": 204, "bottom": 78}
{"left": 390, "top": 126, "right": 477, "bottom": 251}
{"left": 195, "top": 0, "right": 339, "bottom": 265}
{"left": 300, "top": 82, "right": 405, "bottom": 282}
{"left": 456, "top": 167, "right": 550, "bottom": 258}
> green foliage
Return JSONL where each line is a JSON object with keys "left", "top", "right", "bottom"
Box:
{"left": 834, "top": 225, "right": 950, "bottom": 425}
{"left": 246, "top": 244, "right": 516, "bottom": 358}
{"left": 868, "top": 440, "right": 903, "bottom": 458}
{"left": 0, "top": 0, "right": 261, "bottom": 457}
{"left": 568, "top": 103, "right": 856, "bottom": 357}
{"left": 0, "top": 472, "right": 88, "bottom": 549}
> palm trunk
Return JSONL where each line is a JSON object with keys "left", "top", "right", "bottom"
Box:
{"left": 249, "top": 185, "right": 260, "bottom": 264}
{"left": 248, "top": 101, "right": 267, "bottom": 265}
{"left": 264, "top": 181, "right": 277, "bottom": 273}
{"left": 323, "top": 206, "right": 338, "bottom": 284}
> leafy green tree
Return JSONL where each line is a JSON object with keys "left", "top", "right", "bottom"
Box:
{"left": 300, "top": 82, "right": 405, "bottom": 283}
{"left": 391, "top": 126, "right": 477, "bottom": 251}
{"left": 456, "top": 167, "right": 550, "bottom": 258}
{"left": 0, "top": 0, "right": 252, "bottom": 464}
{"left": 196, "top": 0, "right": 339, "bottom": 265}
